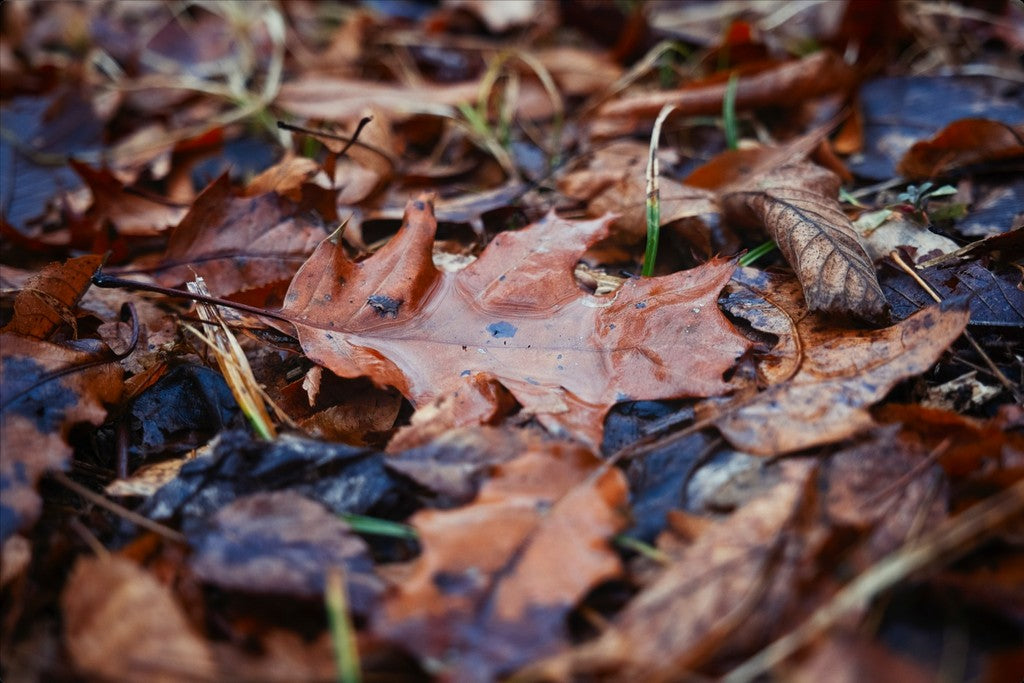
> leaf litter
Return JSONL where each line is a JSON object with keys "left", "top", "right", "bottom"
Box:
{"left": 1, "top": 2, "right": 1022, "bottom": 682}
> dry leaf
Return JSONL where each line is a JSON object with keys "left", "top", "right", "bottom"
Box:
{"left": 281, "top": 196, "right": 750, "bottom": 449}
{"left": 722, "top": 161, "right": 888, "bottom": 321}
{"left": 1, "top": 255, "right": 102, "bottom": 339}
{"left": 375, "top": 442, "right": 627, "bottom": 680}
{"left": 62, "top": 555, "right": 217, "bottom": 683}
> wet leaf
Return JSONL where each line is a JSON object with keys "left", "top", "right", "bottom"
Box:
{"left": 71, "top": 161, "right": 188, "bottom": 236}
{"left": 139, "top": 431, "right": 403, "bottom": 523}
{"left": 537, "top": 460, "right": 815, "bottom": 680}
{"left": 1, "top": 334, "right": 122, "bottom": 541}
{"left": 375, "top": 442, "right": 628, "bottom": 680}
{"left": 595, "top": 51, "right": 854, "bottom": 123}
{"left": 184, "top": 491, "right": 382, "bottom": 610}
{"left": 282, "top": 195, "right": 750, "bottom": 449}
{"left": 716, "top": 271, "right": 969, "bottom": 455}
{"left": 897, "top": 119, "right": 1024, "bottom": 180}
{"left": 721, "top": 161, "right": 888, "bottom": 322}
{"left": 154, "top": 174, "right": 325, "bottom": 296}
{"left": 1, "top": 255, "right": 102, "bottom": 339}
{"left": 62, "top": 555, "right": 217, "bottom": 683}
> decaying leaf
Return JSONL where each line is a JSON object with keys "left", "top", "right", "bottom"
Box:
{"left": 154, "top": 174, "right": 325, "bottom": 296}
{"left": 184, "top": 491, "right": 382, "bottom": 610}
{"left": 1, "top": 334, "right": 122, "bottom": 541}
{"left": 721, "top": 161, "right": 888, "bottom": 322}
{"left": 62, "top": 555, "right": 217, "bottom": 683}
{"left": 375, "top": 442, "right": 628, "bottom": 680}
{"left": 897, "top": 118, "right": 1024, "bottom": 180}
{"left": 281, "top": 195, "right": 750, "bottom": 448}
{"left": 529, "top": 459, "right": 815, "bottom": 680}
{"left": 71, "top": 161, "right": 188, "bottom": 237}
{"left": 715, "top": 271, "right": 970, "bottom": 455}
{"left": 1, "top": 255, "right": 102, "bottom": 339}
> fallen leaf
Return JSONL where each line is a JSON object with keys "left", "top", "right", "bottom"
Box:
{"left": 244, "top": 154, "right": 327, "bottom": 201}
{"left": 184, "top": 491, "right": 382, "bottom": 610}
{"left": 534, "top": 459, "right": 815, "bottom": 680}
{"left": 880, "top": 258, "right": 1024, "bottom": 328}
{"left": 558, "top": 140, "right": 718, "bottom": 243}
{"left": 1, "top": 334, "right": 122, "bottom": 541}
{"left": 281, "top": 195, "right": 750, "bottom": 449}
{"left": 62, "top": 555, "right": 217, "bottom": 683}
{"left": 721, "top": 161, "right": 888, "bottom": 321}
{"left": 852, "top": 212, "right": 960, "bottom": 263}
{"left": 375, "top": 441, "right": 628, "bottom": 680}
{"left": 897, "top": 119, "right": 1024, "bottom": 180}
{"left": 139, "top": 431, "right": 403, "bottom": 523}
{"left": 71, "top": 161, "right": 188, "bottom": 236}
{"left": 784, "top": 636, "right": 935, "bottom": 683}
{"left": 715, "top": 272, "right": 970, "bottom": 455}
{"left": 1, "top": 255, "right": 102, "bottom": 339}
{"left": 535, "top": 46, "right": 624, "bottom": 98}
{"left": 154, "top": 174, "right": 326, "bottom": 296}
{"left": 595, "top": 51, "right": 854, "bottom": 122}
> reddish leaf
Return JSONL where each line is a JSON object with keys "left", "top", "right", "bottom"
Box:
{"left": 282, "top": 196, "right": 751, "bottom": 448}
{"left": 897, "top": 118, "right": 1024, "bottom": 180}
{"left": 1, "top": 334, "right": 122, "bottom": 540}
{"left": 2, "top": 255, "right": 102, "bottom": 339}
{"left": 375, "top": 442, "right": 628, "bottom": 679}
{"left": 62, "top": 555, "right": 217, "bottom": 683}
{"left": 155, "top": 174, "right": 325, "bottom": 296}
{"left": 716, "top": 272, "right": 970, "bottom": 456}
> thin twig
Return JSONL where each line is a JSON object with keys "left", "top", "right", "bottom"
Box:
{"left": 889, "top": 250, "right": 1021, "bottom": 401}
{"left": 722, "top": 476, "right": 1024, "bottom": 683}
{"left": 51, "top": 471, "right": 186, "bottom": 544}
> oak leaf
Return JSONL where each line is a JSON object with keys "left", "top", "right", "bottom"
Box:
{"left": 2, "top": 255, "right": 102, "bottom": 339}
{"left": 281, "top": 196, "right": 751, "bottom": 448}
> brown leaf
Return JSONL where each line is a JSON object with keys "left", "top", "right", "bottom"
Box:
{"left": 155, "top": 174, "right": 325, "bottom": 296}
{"left": 715, "top": 272, "right": 970, "bottom": 455}
{"left": 281, "top": 196, "right": 750, "bottom": 448}
{"left": 62, "top": 555, "right": 216, "bottom": 683}
{"left": 2, "top": 254, "right": 102, "bottom": 339}
{"left": 897, "top": 119, "right": 1024, "bottom": 180}
{"left": 71, "top": 161, "right": 188, "bottom": 236}
{"left": 375, "top": 442, "right": 628, "bottom": 679}
{"left": 244, "top": 154, "right": 327, "bottom": 201}
{"left": 722, "top": 161, "right": 888, "bottom": 321}
{"left": 276, "top": 76, "right": 555, "bottom": 123}
{"left": 540, "top": 459, "right": 815, "bottom": 680}
{"left": 596, "top": 51, "right": 854, "bottom": 122}
{"left": 184, "top": 491, "right": 382, "bottom": 610}
{"left": 558, "top": 140, "right": 718, "bottom": 243}
{"left": 1, "top": 334, "right": 122, "bottom": 540}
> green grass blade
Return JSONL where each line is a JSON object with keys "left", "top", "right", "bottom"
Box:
{"left": 326, "top": 568, "right": 361, "bottom": 683}
{"left": 340, "top": 513, "right": 418, "bottom": 540}
{"left": 723, "top": 72, "right": 740, "bottom": 150}
{"left": 738, "top": 240, "right": 777, "bottom": 267}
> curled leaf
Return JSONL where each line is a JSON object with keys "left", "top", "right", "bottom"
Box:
{"left": 722, "top": 162, "right": 888, "bottom": 322}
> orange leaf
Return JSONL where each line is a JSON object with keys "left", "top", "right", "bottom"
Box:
{"left": 2, "top": 255, "right": 102, "bottom": 339}
{"left": 375, "top": 442, "right": 627, "bottom": 679}
{"left": 897, "top": 118, "right": 1024, "bottom": 180}
{"left": 282, "top": 196, "right": 751, "bottom": 448}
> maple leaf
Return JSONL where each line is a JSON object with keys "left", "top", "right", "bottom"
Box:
{"left": 281, "top": 196, "right": 751, "bottom": 448}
